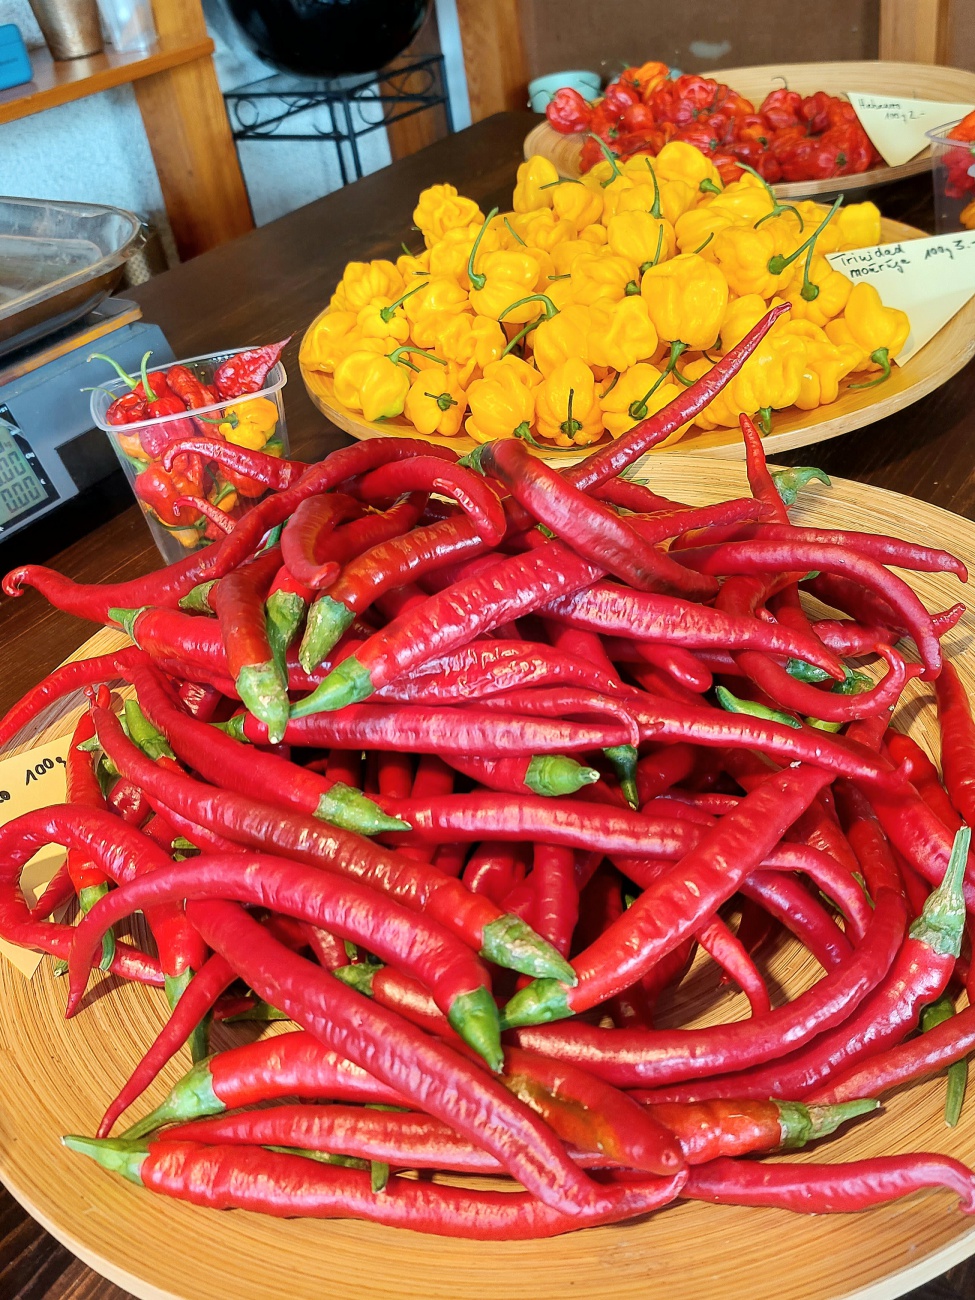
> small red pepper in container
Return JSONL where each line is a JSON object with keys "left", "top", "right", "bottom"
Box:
{"left": 88, "top": 345, "right": 290, "bottom": 564}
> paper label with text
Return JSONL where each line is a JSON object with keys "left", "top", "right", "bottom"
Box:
{"left": 0, "top": 736, "right": 72, "bottom": 977}
{"left": 827, "top": 231, "right": 975, "bottom": 364}
{"left": 847, "top": 93, "right": 974, "bottom": 167}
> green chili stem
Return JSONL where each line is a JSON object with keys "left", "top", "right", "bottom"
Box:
{"left": 467, "top": 206, "right": 500, "bottom": 291}
{"left": 498, "top": 293, "right": 559, "bottom": 323}
{"left": 767, "top": 194, "right": 843, "bottom": 276}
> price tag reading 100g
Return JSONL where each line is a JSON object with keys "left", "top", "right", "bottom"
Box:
{"left": 0, "top": 419, "right": 50, "bottom": 527}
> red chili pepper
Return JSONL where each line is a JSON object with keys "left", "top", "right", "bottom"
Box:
{"left": 210, "top": 548, "right": 289, "bottom": 742}
{"left": 682, "top": 1153, "right": 975, "bottom": 1215}
{"left": 444, "top": 753, "right": 598, "bottom": 798}
{"left": 212, "top": 339, "right": 289, "bottom": 400}
{"left": 885, "top": 732, "right": 961, "bottom": 832}
{"left": 65, "top": 1136, "right": 686, "bottom": 1238}
{"left": 162, "top": 437, "right": 305, "bottom": 490}
{"left": 67, "top": 850, "right": 505, "bottom": 1070}
{"left": 89, "top": 701, "right": 575, "bottom": 984}
{"left": 468, "top": 438, "right": 718, "bottom": 599}
{"left": 503, "top": 765, "right": 832, "bottom": 1026}
{"left": 133, "top": 461, "right": 205, "bottom": 529}
{"left": 280, "top": 492, "right": 363, "bottom": 590}
{"left": 0, "top": 648, "right": 142, "bottom": 748}
{"left": 934, "top": 660, "right": 975, "bottom": 825}
{"left": 352, "top": 456, "right": 505, "bottom": 546}
{"left": 105, "top": 389, "right": 150, "bottom": 426}
{"left": 165, "top": 364, "right": 218, "bottom": 413}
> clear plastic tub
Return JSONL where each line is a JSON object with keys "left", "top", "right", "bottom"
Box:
{"left": 90, "top": 349, "right": 289, "bottom": 565}
{"left": 926, "top": 120, "right": 975, "bottom": 233}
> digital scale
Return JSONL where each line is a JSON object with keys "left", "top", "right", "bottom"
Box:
{"left": 0, "top": 298, "right": 173, "bottom": 567}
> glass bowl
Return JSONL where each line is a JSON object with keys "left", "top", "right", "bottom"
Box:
{"left": 89, "top": 349, "right": 288, "bottom": 565}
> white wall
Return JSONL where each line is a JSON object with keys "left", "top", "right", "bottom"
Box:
{"left": 0, "top": 0, "right": 442, "bottom": 258}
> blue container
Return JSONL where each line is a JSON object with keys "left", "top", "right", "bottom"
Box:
{"left": 0, "top": 25, "right": 31, "bottom": 92}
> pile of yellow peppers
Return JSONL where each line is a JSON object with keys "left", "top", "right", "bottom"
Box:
{"left": 301, "top": 144, "right": 911, "bottom": 448}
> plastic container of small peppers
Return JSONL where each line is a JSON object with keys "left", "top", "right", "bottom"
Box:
{"left": 926, "top": 116, "right": 975, "bottom": 233}
{"left": 90, "top": 350, "right": 288, "bottom": 564}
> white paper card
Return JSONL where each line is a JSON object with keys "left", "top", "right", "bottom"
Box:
{"left": 847, "top": 93, "right": 974, "bottom": 167}
{"left": 827, "top": 231, "right": 975, "bottom": 364}
{"left": 0, "top": 736, "right": 73, "bottom": 978}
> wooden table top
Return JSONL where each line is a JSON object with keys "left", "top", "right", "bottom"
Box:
{"left": 1, "top": 110, "right": 975, "bottom": 1299}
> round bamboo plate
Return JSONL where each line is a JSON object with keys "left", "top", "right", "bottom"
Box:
{"left": 524, "top": 60, "right": 975, "bottom": 198}
{"left": 1, "top": 461, "right": 975, "bottom": 1300}
{"left": 301, "top": 217, "right": 975, "bottom": 464}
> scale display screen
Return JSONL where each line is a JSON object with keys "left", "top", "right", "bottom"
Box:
{"left": 0, "top": 405, "right": 58, "bottom": 531}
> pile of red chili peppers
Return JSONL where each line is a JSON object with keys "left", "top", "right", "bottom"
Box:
{"left": 4, "top": 303, "right": 975, "bottom": 1238}
{"left": 548, "top": 65, "right": 881, "bottom": 184}
{"left": 94, "top": 341, "right": 288, "bottom": 545}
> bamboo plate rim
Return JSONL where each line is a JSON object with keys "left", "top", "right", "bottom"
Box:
{"left": 300, "top": 217, "right": 975, "bottom": 463}
{"left": 1, "top": 463, "right": 975, "bottom": 1300}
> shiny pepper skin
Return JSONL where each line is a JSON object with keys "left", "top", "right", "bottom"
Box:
{"left": 568, "top": 252, "right": 639, "bottom": 306}
{"left": 429, "top": 223, "right": 501, "bottom": 287}
{"left": 534, "top": 357, "right": 604, "bottom": 447}
{"left": 640, "top": 252, "right": 728, "bottom": 349}
{"left": 600, "top": 363, "right": 687, "bottom": 443}
{"left": 652, "top": 140, "right": 723, "bottom": 193}
{"left": 674, "top": 205, "right": 736, "bottom": 258}
{"left": 828, "top": 282, "right": 910, "bottom": 371}
{"left": 531, "top": 305, "right": 593, "bottom": 376}
{"left": 550, "top": 181, "right": 604, "bottom": 231}
{"left": 403, "top": 278, "right": 471, "bottom": 347}
{"left": 711, "top": 221, "right": 796, "bottom": 299}
{"left": 218, "top": 397, "right": 278, "bottom": 449}
{"left": 434, "top": 314, "right": 506, "bottom": 376}
{"left": 606, "top": 209, "right": 676, "bottom": 272}
{"left": 782, "top": 254, "right": 852, "bottom": 327}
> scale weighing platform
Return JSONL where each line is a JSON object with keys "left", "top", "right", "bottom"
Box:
{"left": 0, "top": 298, "right": 172, "bottom": 566}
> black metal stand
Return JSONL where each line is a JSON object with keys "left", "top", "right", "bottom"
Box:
{"left": 223, "top": 53, "right": 452, "bottom": 186}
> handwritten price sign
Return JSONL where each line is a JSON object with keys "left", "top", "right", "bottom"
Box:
{"left": 847, "top": 93, "right": 974, "bottom": 167}
{"left": 828, "top": 231, "right": 975, "bottom": 364}
{"left": 0, "top": 735, "right": 72, "bottom": 977}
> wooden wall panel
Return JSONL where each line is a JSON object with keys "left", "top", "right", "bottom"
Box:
{"left": 384, "top": 6, "right": 451, "bottom": 162}
{"left": 879, "top": 0, "right": 950, "bottom": 63}
{"left": 455, "top": 0, "right": 528, "bottom": 121}
{"left": 518, "top": 0, "right": 880, "bottom": 80}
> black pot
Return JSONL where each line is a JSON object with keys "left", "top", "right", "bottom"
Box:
{"left": 226, "top": 0, "right": 432, "bottom": 78}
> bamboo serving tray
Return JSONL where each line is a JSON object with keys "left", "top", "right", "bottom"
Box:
{"left": 524, "top": 60, "right": 975, "bottom": 198}
{"left": 1, "top": 462, "right": 975, "bottom": 1300}
{"left": 301, "top": 218, "right": 975, "bottom": 464}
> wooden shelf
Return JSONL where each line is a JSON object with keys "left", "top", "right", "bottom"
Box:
{"left": 0, "top": 33, "right": 214, "bottom": 125}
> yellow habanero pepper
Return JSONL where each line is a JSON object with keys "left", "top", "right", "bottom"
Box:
{"left": 652, "top": 140, "right": 722, "bottom": 196}
{"left": 793, "top": 336, "right": 861, "bottom": 409}
{"left": 606, "top": 209, "right": 676, "bottom": 275}
{"left": 835, "top": 201, "right": 882, "bottom": 252}
{"left": 711, "top": 220, "right": 797, "bottom": 299}
{"left": 534, "top": 358, "right": 604, "bottom": 447}
{"left": 413, "top": 183, "right": 484, "bottom": 248}
{"left": 640, "top": 253, "right": 728, "bottom": 361}
{"left": 550, "top": 180, "right": 604, "bottom": 231}
{"left": 218, "top": 397, "right": 279, "bottom": 449}
{"left": 530, "top": 304, "right": 593, "bottom": 376}
{"left": 404, "top": 363, "right": 468, "bottom": 436}
{"left": 551, "top": 239, "right": 599, "bottom": 275}
{"left": 466, "top": 209, "right": 545, "bottom": 321}
{"left": 706, "top": 174, "right": 774, "bottom": 224}
{"left": 568, "top": 251, "right": 639, "bottom": 305}
{"left": 582, "top": 156, "right": 635, "bottom": 224}
{"left": 482, "top": 355, "right": 544, "bottom": 389}
{"left": 334, "top": 345, "right": 441, "bottom": 422}
{"left": 674, "top": 205, "right": 736, "bottom": 259}
{"left": 333, "top": 260, "right": 405, "bottom": 313}
{"left": 434, "top": 313, "right": 507, "bottom": 375}
{"left": 587, "top": 296, "right": 658, "bottom": 372}
{"left": 826, "top": 281, "right": 910, "bottom": 386}
{"left": 507, "top": 208, "right": 576, "bottom": 254}
{"left": 429, "top": 222, "right": 500, "bottom": 287}
{"left": 395, "top": 249, "right": 430, "bottom": 279}
{"left": 722, "top": 334, "right": 808, "bottom": 428}
{"left": 403, "top": 277, "right": 471, "bottom": 347}
{"left": 782, "top": 253, "right": 851, "bottom": 327}
{"left": 718, "top": 294, "right": 769, "bottom": 352}
{"left": 465, "top": 365, "right": 537, "bottom": 443}
{"left": 617, "top": 175, "right": 698, "bottom": 226}
{"left": 355, "top": 282, "right": 428, "bottom": 343}
{"left": 600, "top": 363, "right": 689, "bottom": 444}
{"left": 298, "top": 310, "right": 359, "bottom": 374}
{"left": 513, "top": 155, "right": 561, "bottom": 212}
